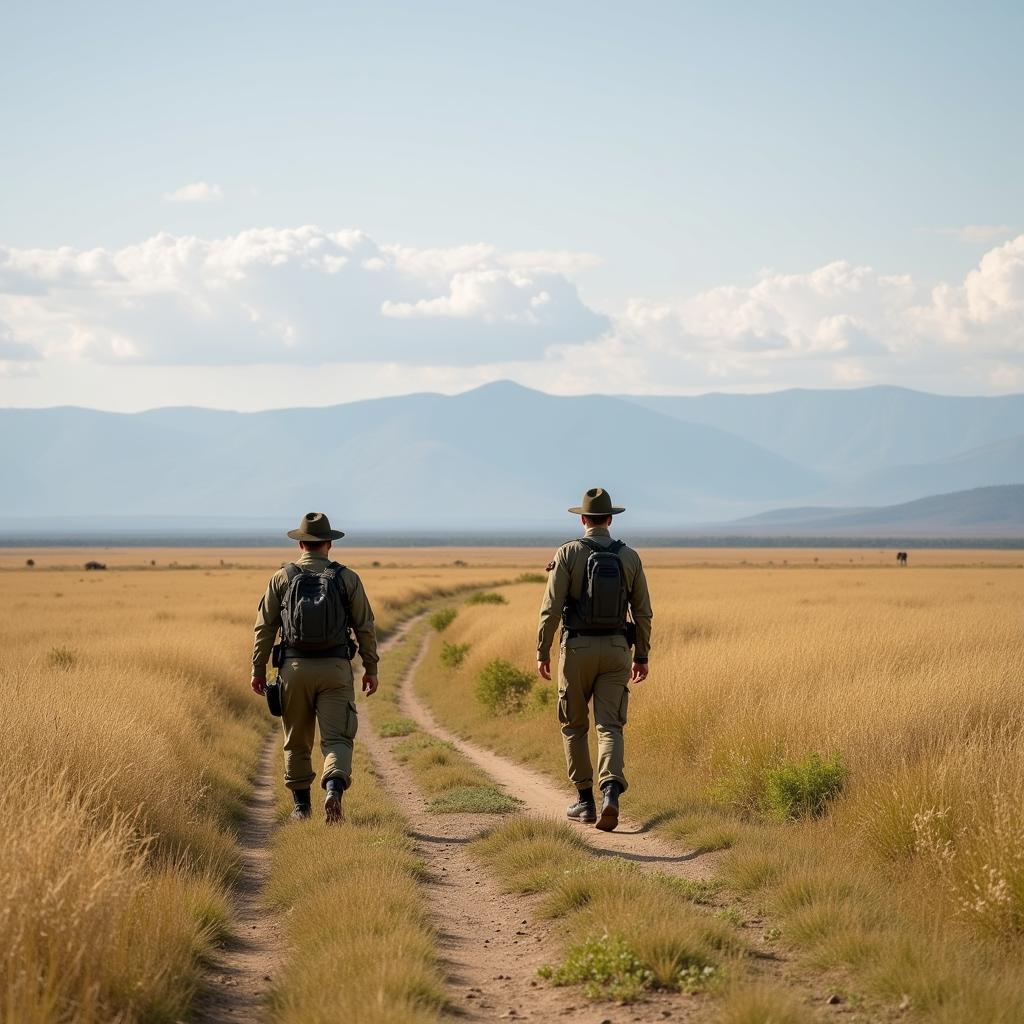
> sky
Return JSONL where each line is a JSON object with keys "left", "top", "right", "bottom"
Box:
{"left": 1, "top": 0, "right": 1022, "bottom": 411}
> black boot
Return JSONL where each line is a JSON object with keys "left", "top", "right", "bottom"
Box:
{"left": 324, "top": 777, "right": 345, "bottom": 825}
{"left": 596, "top": 781, "right": 622, "bottom": 832}
{"left": 566, "top": 787, "right": 597, "bottom": 824}
{"left": 290, "top": 788, "right": 312, "bottom": 822}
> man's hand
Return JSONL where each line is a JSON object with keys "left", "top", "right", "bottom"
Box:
{"left": 251, "top": 675, "right": 268, "bottom": 696}
{"left": 537, "top": 659, "right": 551, "bottom": 681}
{"left": 630, "top": 662, "right": 649, "bottom": 684}
{"left": 362, "top": 674, "right": 379, "bottom": 696}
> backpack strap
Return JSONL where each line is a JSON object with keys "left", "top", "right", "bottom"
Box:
{"left": 283, "top": 562, "right": 302, "bottom": 582}
{"left": 328, "top": 561, "right": 354, "bottom": 622}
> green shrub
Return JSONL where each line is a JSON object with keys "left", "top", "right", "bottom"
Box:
{"left": 517, "top": 572, "right": 547, "bottom": 584}
{"left": 427, "top": 785, "right": 522, "bottom": 814}
{"left": 765, "top": 752, "right": 845, "bottom": 820}
{"left": 475, "top": 659, "right": 533, "bottom": 713}
{"left": 439, "top": 641, "right": 471, "bottom": 669}
{"left": 539, "top": 934, "right": 656, "bottom": 1002}
{"left": 465, "top": 591, "right": 507, "bottom": 606}
{"left": 532, "top": 684, "right": 555, "bottom": 710}
{"left": 539, "top": 933, "right": 650, "bottom": 1001}
{"left": 429, "top": 607, "right": 457, "bottom": 632}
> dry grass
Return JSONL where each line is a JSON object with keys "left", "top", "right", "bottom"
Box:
{"left": 0, "top": 560, "right": 500, "bottom": 1022}
{"left": 265, "top": 751, "right": 445, "bottom": 1024}
{"left": 415, "top": 563, "right": 1024, "bottom": 1016}
{"left": 375, "top": 620, "right": 521, "bottom": 814}
{"left": 473, "top": 817, "right": 742, "bottom": 1002}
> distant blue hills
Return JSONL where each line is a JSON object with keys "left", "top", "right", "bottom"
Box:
{"left": 1, "top": 382, "right": 1022, "bottom": 537}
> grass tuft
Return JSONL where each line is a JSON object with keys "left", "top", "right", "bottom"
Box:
{"left": 47, "top": 644, "right": 78, "bottom": 670}
{"left": 465, "top": 591, "right": 507, "bottom": 605}
{"left": 428, "top": 607, "right": 457, "bottom": 632}
{"left": 378, "top": 716, "right": 418, "bottom": 738}
{"left": 765, "top": 752, "right": 846, "bottom": 820}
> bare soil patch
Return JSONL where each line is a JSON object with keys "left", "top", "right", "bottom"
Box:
{"left": 193, "top": 735, "right": 283, "bottom": 1023}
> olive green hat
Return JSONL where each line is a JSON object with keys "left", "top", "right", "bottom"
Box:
{"left": 568, "top": 487, "right": 625, "bottom": 516}
{"left": 287, "top": 511, "right": 345, "bottom": 542}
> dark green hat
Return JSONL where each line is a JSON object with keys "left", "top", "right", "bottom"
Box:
{"left": 287, "top": 511, "right": 345, "bottom": 542}
{"left": 568, "top": 487, "right": 625, "bottom": 516}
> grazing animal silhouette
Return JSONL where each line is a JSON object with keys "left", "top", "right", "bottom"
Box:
{"left": 896, "top": 551, "right": 908, "bottom": 566}
{"left": 84, "top": 560, "right": 107, "bottom": 571}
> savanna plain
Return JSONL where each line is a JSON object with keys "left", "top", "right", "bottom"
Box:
{"left": 2, "top": 546, "right": 1021, "bottom": 1024}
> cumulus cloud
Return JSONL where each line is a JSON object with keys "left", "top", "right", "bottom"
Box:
{"left": 161, "top": 181, "right": 224, "bottom": 203}
{"left": 0, "top": 227, "right": 608, "bottom": 366}
{"left": 1, "top": 226, "right": 1023, "bottom": 398}
{"left": 537, "top": 243, "right": 1024, "bottom": 395}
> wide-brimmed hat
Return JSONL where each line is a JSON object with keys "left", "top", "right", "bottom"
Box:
{"left": 568, "top": 487, "right": 625, "bottom": 516}
{"left": 287, "top": 512, "right": 345, "bottom": 542}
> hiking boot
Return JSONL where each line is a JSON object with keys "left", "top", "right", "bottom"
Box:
{"left": 324, "top": 778, "right": 345, "bottom": 825}
{"left": 596, "top": 781, "right": 622, "bottom": 832}
{"left": 566, "top": 788, "right": 597, "bottom": 824}
{"left": 290, "top": 788, "right": 312, "bottom": 822}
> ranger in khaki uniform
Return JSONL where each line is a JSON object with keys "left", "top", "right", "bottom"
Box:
{"left": 537, "top": 488, "right": 652, "bottom": 832}
{"left": 251, "top": 512, "right": 379, "bottom": 823}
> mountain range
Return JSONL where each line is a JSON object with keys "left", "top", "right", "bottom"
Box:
{"left": 728, "top": 485, "right": 1024, "bottom": 537}
{"left": 1, "top": 382, "right": 1022, "bottom": 535}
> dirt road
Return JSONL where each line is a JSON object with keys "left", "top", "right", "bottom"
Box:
{"left": 361, "top": 636, "right": 716, "bottom": 1023}
{"left": 193, "top": 735, "right": 282, "bottom": 1023}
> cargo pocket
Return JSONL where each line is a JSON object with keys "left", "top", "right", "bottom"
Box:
{"left": 619, "top": 685, "right": 630, "bottom": 726}
{"left": 343, "top": 700, "right": 359, "bottom": 740}
{"left": 557, "top": 692, "right": 570, "bottom": 725}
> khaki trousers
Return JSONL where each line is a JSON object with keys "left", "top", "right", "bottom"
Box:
{"left": 278, "top": 656, "right": 357, "bottom": 792}
{"left": 557, "top": 633, "right": 631, "bottom": 793}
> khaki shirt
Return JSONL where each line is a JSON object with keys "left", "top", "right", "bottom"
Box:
{"left": 252, "top": 552, "right": 379, "bottom": 677}
{"left": 537, "top": 526, "right": 653, "bottom": 662}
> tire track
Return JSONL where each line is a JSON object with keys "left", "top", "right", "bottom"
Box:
{"left": 193, "top": 732, "right": 282, "bottom": 1023}
{"left": 400, "top": 651, "right": 717, "bottom": 881}
{"left": 362, "top": 630, "right": 711, "bottom": 1023}
{"left": 387, "top": 626, "right": 892, "bottom": 1023}
{"left": 193, "top": 618, "right": 421, "bottom": 1023}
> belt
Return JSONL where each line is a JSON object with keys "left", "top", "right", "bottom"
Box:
{"left": 282, "top": 645, "right": 350, "bottom": 660}
{"left": 564, "top": 628, "right": 627, "bottom": 639}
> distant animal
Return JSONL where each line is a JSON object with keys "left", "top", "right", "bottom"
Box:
{"left": 896, "top": 552, "right": 908, "bottom": 566}
{"left": 84, "top": 560, "right": 107, "bottom": 571}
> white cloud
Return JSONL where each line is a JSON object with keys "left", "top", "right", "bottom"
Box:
{"left": 936, "top": 224, "right": 1014, "bottom": 244}
{"left": 161, "top": 181, "right": 224, "bottom": 203}
{"left": 1, "top": 227, "right": 1023, "bottom": 402}
{"left": 0, "top": 227, "right": 608, "bottom": 366}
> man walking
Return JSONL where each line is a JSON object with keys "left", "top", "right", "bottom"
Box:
{"left": 537, "top": 488, "right": 652, "bottom": 832}
{"left": 251, "top": 512, "right": 379, "bottom": 823}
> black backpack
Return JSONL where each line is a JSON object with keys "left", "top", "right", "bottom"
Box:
{"left": 280, "top": 561, "right": 352, "bottom": 652}
{"left": 575, "top": 539, "right": 628, "bottom": 629}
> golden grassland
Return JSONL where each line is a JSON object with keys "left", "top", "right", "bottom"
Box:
{"left": 418, "top": 563, "right": 1024, "bottom": 1021}
{"left": 4, "top": 548, "right": 1023, "bottom": 1022}
{"left": 265, "top": 749, "right": 445, "bottom": 1024}
{"left": 0, "top": 560, "right": 502, "bottom": 1023}
{"left": 3, "top": 544, "right": 1023, "bottom": 572}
